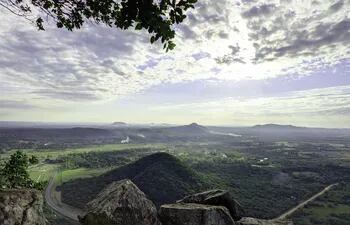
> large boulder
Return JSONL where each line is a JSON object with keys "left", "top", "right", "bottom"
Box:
{"left": 79, "top": 179, "right": 161, "bottom": 225}
{"left": 177, "top": 189, "right": 244, "bottom": 220}
{"left": 159, "top": 203, "right": 235, "bottom": 225}
{"left": 0, "top": 189, "right": 46, "bottom": 225}
{"left": 237, "top": 217, "right": 293, "bottom": 225}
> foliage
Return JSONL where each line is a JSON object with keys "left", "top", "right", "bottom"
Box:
{"left": 292, "top": 183, "right": 350, "bottom": 225}
{"left": 0, "top": 0, "right": 198, "bottom": 51}
{"left": 0, "top": 151, "right": 46, "bottom": 190}
{"left": 59, "top": 150, "right": 137, "bottom": 169}
{"left": 60, "top": 152, "right": 208, "bottom": 208}
{"left": 56, "top": 140, "right": 350, "bottom": 219}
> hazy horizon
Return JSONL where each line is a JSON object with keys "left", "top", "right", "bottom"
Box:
{"left": 1, "top": 120, "right": 350, "bottom": 129}
{"left": 1, "top": 0, "right": 350, "bottom": 128}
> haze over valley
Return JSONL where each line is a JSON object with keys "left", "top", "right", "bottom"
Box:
{"left": 1, "top": 121, "right": 350, "bottom": 225}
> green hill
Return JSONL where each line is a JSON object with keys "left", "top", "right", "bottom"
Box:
{"left": 60, "top": 152, "right": 208, "bottom": 209}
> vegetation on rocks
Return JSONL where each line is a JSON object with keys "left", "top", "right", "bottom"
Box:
{"left": 60, "top": 152, "right": 209, "bottom": 209}
{"left": 0, "top": 151, "right": 46, "bottom": 190}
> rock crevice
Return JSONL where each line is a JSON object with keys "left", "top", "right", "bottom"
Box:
{"left": 0, "top": 189, "right": 46, "bottom": 225}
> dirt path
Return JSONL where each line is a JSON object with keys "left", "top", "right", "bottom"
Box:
{"left": 274, "top": 183, "right": 338, "bottom": 220}
{"left": 45, "top": 174, "right": 85, "bottom": 221}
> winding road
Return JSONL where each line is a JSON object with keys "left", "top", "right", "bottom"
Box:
{"left": 273, "top": 183, "right": 338, "bottom": 220}
{"left": 45, "top": 174, "right": 85, "bottom": 222}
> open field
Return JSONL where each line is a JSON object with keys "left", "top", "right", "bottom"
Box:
{"left": 28, "top": 163, "right": 113, "bottom": 184}
{"left": 1, "top": 143, "right": 166, "bottom": 159}
{"left": 24, "top": 144, "right": 155, "bottom": 184}
{"left": 29, "top": 164, "right": 60, "bottom": 182}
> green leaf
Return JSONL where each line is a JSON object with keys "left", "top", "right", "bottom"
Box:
{"left": 135, "top": 23, "right": 143, "bottom": 30}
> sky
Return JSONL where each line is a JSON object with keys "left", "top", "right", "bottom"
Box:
{"left": 0, "top": 0, "right": 350, "bottom": 128}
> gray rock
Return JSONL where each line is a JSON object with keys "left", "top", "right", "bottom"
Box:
{"left": 159, "top": 203, "right": 236, "bottom": 225}
{"left": 237, "top": 217, "right": 293, "bottom": 225}
{"left": 177, "top": 189, "right": 244, "bottom": 220}
{"left": 0, "top": 189, "right": 46, "bottom": 225}
{"left": 79, "top": 179, "right": 161, "bottom": 225}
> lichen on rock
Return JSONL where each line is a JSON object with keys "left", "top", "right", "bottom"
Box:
{"left": 0, "top": 189, "right": 46, "bottom": 225}
{"left": 177, "top": 189, "right": 244, "bottom": 221}
{"left": 79, "top": 179, "right": 161, "bottom": 225}
{"left": 159, "top": 203, "right": 236, "bottom": 225}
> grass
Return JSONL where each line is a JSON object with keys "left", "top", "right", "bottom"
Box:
{"left": 29, "top": 164, "right": 113, "bottom": 183}
{"left": 28, "top": 163, "right": 60, "bottom": 182}
{"left": 306, "top": 204, "right": 350, "bottom": 218}
{"left": 3, "top": 143, "right": 166, "bottom": 159}
{"left": 2, "top": 143, "right": 166, "bottom": 187}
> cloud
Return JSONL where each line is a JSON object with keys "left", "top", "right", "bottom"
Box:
{"left": 31, "top": 90, "right": 101, "bottom": 101}
{"left": 329, "top": 0, "right": 344, "bottom": 12}
{"left": 241, "top": 3, "right": 276, "bottom": 18}
{"left": 215, "top": 45, "right": 246, "bottom": 64}
{"left": 253, "top": 18, "right": 350, "bottom": 61}
{"left": 0, "top": 0, "right": 349, "bottom": 116}
{"left": 150, "top": 85, "right": 350, "bottom": 127}
{"left": 0, "top": 100, "right": 36, "bottom": 109}
{"left": 238, "top": 0, "right": 350, "bottom": 63}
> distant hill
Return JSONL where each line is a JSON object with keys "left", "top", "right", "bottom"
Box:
{"left": 60, "top": 153, "right": 208, "bottom": 209}
{"left": 209, "top": 124, "right": 350, "bottom": 141}
{"left": 252, "top": 124, "right": 305, "bottom": 130}
{"left": 0, "top": 127, "right": 112, "bottom": 139}
{"left": 161, "top": 123, "right": 209, "bottom": 136}
{"left": 111, "top": 122, "right": 128, "bottom": 126}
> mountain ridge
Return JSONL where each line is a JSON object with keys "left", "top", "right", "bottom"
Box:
{"left": 60, "top": 152, "right": 208, "bottom": 209}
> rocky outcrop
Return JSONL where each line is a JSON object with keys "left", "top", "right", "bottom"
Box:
{"left": 159, "top": 203, "right": 235, "bottom": 225}
{"left": 237, "top": 217, "right": 293, "bottom": 225}
{"left": 177, "top": 189, "right": 244, "bottom": 221}
{"left": 0, "top": 180, "right": 292, "bottom": 225}
{"left": 0, "top": 189, "right": 46, "bottom": 225}
{"left": 79, "top": 180, "right": 292, "bottom": 225}
{"left": 79, "top": 179, "right": 161, "bottom": 225}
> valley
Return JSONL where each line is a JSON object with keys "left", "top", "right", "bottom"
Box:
{"left": 0, "top": 123, "right": 349, "bottom": 225}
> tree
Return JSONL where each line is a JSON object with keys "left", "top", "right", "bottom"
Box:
{"left": 0, "top": 0, "right": 198, "bottom": 51}
{"left": 0, "top": 151, "right": 44, "bottom": 189}
{"left": 29, "top": 155, "right": 39, "bottom": 164}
